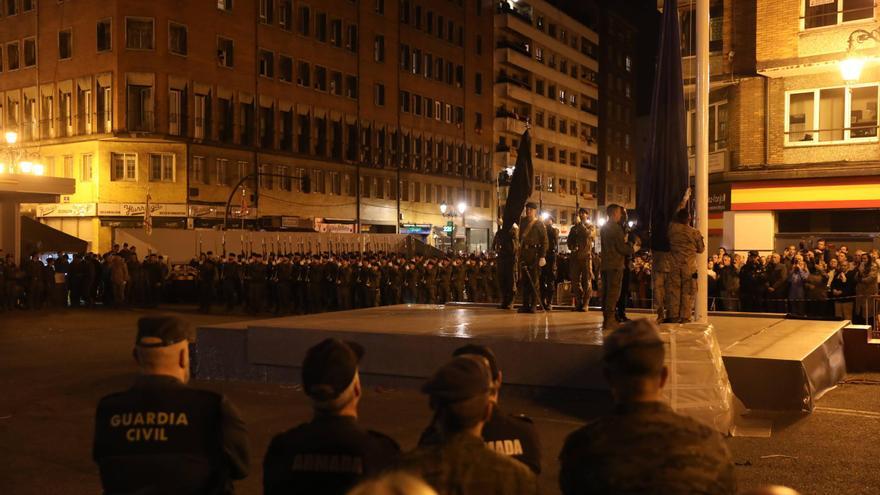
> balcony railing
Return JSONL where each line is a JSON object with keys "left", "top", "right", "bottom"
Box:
{"left": 5, "top": 112, "right": 114, "bottom": 142}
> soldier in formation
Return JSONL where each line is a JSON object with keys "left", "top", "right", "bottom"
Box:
{"left": 517, "top": 203, "right": 548, "bottom": 313}
{"left": 567, "top": 208, "right": 596, "bottom": 312}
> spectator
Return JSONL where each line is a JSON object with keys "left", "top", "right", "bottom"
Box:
{"left": 92, "top": 316, "right": 249, "bottom": 494}
{"left": 804, "top": 264, "right": 829, "bottom": 317}
{"left": 707, "top": 260, "right": 719, "bottom": 310}
{"left": 831, "top": 259, "right": 857, "bottom": 321}
{"left": 109, "top": 253, "right": 129, "bottom": 307}
{"left": 418, "top": 344, "right": 542, "bottom": 474}
{"left": 263, "top": 338, "right": 400, "bottom": 495}
{"left": 398, "top": 356, "right": 538, "bottom": 495}
{"left": 718, "top": 254, "right": 740, "bottom": 311}
{"left": 765, "top": 253, "right": 788, "bottom": 313}
{"left": 788, "top": 257, "right": 808, "bottom": 316}
{"left": 559, "top": 319, "right": 736, "bottom": 495}
{"left": 854, "top": 253, "right": 879, "bottom": 324}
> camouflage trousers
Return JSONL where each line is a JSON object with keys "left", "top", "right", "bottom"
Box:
{"left": 569, "top": 259, "right": 592, "bottom": 308}
{"left": 601, "top": 269, "right": 623, "bottom": 329}
{"left": 667, "top": 265, "right": 696, "bottom": 322}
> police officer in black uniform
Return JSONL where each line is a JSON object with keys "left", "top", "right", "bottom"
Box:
{"left": 92, "top": 316, "right": 250, "bottom": 494}
{"left": 263, "top": 338, "right": 400, "bottom": 495}
{"left": 418, "top": 344, "right": 542, "bottom": 474}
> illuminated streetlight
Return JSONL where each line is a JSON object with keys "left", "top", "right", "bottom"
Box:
{"left": 19, "top": 161, "right": 33, "bottom": 174}
{"left": 0, "top": 163, "right": 5, "bottom": 174}
{"left": 840, "top": 57, "right": 865, "bottom": 83}
{"left": 597, "top": 217, "right": 607, "bottom": 227}
{"left": 627, "top": 220, "right": 635, "bottom": 228}
{"left": 5, "top": 131, "right": 17, "bottom": 145}
{"left": 540, "top": 211, "right": 550, "bottom": 221}
{"left": 32, "top": 163, "right": 45, "bottom": 176}
{"left": 439, "top": 201, "right": 448, "bottom": 214}
{"left": 456, "top": 201, "right": 467, "bottom": 215}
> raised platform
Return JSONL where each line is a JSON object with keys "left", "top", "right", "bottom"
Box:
{"left": 192, "top": 305, "right": 847, "bottom": 411}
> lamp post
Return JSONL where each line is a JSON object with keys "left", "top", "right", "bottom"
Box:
{"left": 840, "top": 28, "right": 880, "bottom": 83}
{"left": 0, "top": 131, "right": 45, "bottom": 176}
{"left": 439, "top": 200, "right": 468, "bottom": 253}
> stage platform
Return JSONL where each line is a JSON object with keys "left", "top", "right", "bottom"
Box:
{"left": 192, "top": 305, "right": 847, "bottom": 411}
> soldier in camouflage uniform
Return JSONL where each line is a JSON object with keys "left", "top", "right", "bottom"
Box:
{"left": 397, "top": 356, "right": 538, "bottom": 495}
{"left": 559, "top": 319, "right": 736, "bottom": 495}
{"left": 567, "top": 208, "right": 596, "bottom": 312}
{"left": 437, "top": 259, "right": 452, "bottom": 304}
{"left": 600, "top": 204, "right": 637, "bottom": 330}
{"left": 517, "top": 203, "right": 548, "bottom": 313}
{"left": 667, "top": 209, "right": 706, "bottom": 323}
{"left": 540, "top": 215, "right": 559, "bottom": 310}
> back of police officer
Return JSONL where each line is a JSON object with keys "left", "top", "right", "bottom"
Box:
{"left": 418, "top": 344, "right": 542, "bottom": 474}
{"left": 263, "top": 338, "right": 400, "bottom": 495}
{"left": 93, "top": 316, "right": 249, "bottom": 495}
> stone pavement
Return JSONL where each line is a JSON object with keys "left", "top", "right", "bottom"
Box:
{"left": 1, "top": 306, "right": 878, "bottom": 494}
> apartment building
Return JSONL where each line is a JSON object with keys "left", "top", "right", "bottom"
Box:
{"left": 493, "top": 0, "right": 600, "bottom": 235}
{"left": 595, "top": 8, "right": 636, "bottom": 211}
{"left": 0, "top": 0, "right": 495, "bottom": 253}
{"left": 675, "top": 0, "right": 880, "bottom": 252}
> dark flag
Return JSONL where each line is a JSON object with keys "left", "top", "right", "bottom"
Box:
{"left": 636, "top": 0, "right": 690, "bottom": 252}
{"left": 502, "top": 130, "right": 534, "bottom": 232}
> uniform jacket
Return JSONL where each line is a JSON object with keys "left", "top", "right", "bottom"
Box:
{"left": 667, "top": 222, "right": 705, "bottom": 273}
{"left": 599, "top": 222, "right": 633, "bottom": 271}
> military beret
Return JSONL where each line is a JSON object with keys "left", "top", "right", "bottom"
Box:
{"left": 422, "top": 356, "right": 491, "bottom": 404}
{"left": 135, "top": 316, "right": 195, "bottom": 347}
{"left": 603, "top": 318, "right": 664, "bottom": 361}
{"left": 525, "top": 202, "right": 538, "bottom": 210}
{"left": 578, "top": 207, "right": 589, "bottom": 215}
{"left": 302, "top": 338, "right": 365, "bottom": 401}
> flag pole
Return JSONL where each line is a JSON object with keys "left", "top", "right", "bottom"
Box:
{"left": 695, "top": 0, "right": 710, "bottom": 323}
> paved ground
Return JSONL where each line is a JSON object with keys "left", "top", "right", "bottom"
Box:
{"left": 1, "top": 306, "right": 879, "bottom": 495}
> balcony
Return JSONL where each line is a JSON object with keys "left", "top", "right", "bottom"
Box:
{"left": 496, "top": 47, "right": 599, "bottom": 95}
{"left": 494, "top": 116, "right": 528, "bottom": 135}
{"left": 126, "top": 111, "right": 155, "bottom": 133}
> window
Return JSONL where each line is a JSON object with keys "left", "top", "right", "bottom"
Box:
{"left": 785, "top": 85, "right": 878, "bottom": 144}
{"left": 59, "top": 29, "right": 73, "bottom": 60}
{"left": 24, "top": 38, "right": 37, "bottom": 67}
{"left": 400, "top": 90, "right": 411, "bottom": 112}
{"left": 375, "top": 0, "right": 384, "bottom": 14}
{"left": 314, "top": 65, "right": 327, "bottom": 90}
{"left": 111, "top": 152, "right": 137, "bottom": 181}
{"left": 804, "top": 0, "right": 873, "bottom": 29}
{"left": 279, "top": 55, "right": 293, "bottom": 82}
{"left": 315, "top": 12, "right": 327, "bottom": 42}
{"left": 259, "top": 164, "right": 273, "bottom": 189}
{"left": 374, "top": 83, "right": 385, "bottom": 106}
{"left": 81, "top": 154, "right": 94, "bottom": 181}
{"left": 297, "top": 61, "right": 310, "bottom": 86}
{"left": 149, "top": 153, "right": 175, "bottom": 182}
{"left": 168, "top": 88, "right": 183, "bottom": 136}
{"left": 330, "top": 71, "right": 343, "bottom": 96}
{"left": 215, "top": 158, "right": 229, "bottom": 186}
{"left": 126, "top": 18, "right": 154, "bottom": 50}
{"left": 330, "top": 19, "right": 342, "bottom": 47}
{"left": 126, "top": 85, "right": 153, "bottom": 131}
{"left": 374, "top": 35, "right": 385, "bottom": 62}
{"left": 169, "top": 22, "right": 187, "bottom": 55}
{"left": 6, "top": 0, "right": 17, "bottom": 15}
{"left": 475, "top": 72, "right": 482, "bottom": 95}
{"left": 681, "top": 1, "right": 723, "bottom": 54}
{"left": 259, "top": 0, "right": 274, "bottom": 24}
{"left": 278, "top": 165, "right": 291, "bottom": 191}
{"left": 194, "top": 93, "right": 207, "bottom": 139}
{"left": 97, "top": 19, "right": 112, "bottom": 52}
{"left": 217, "top": 0, "right": 233, "bottom": 11}
{"left": 217, "top": 37, "right": 234, "bottom": 67}
{"left": 414, "top": 5, "right": 422, "bottom": 28}
{"left": 345, "top": 74, "right": 358, "bottom": 99}
{"left": 414, "top": 94, "right": 423, "bottom": 116}
{"left": 298, "top": 6, "right": 311, "bottom": 35}
{"left": 280, "top": 0, "right": 292, "bottom": 29}
{"left": 346, "top": 24, "right": 358, "bottom": 51}
{"left": 62, "top": 155, "right": 74, "bottom": 178}
{"left": 259, "top": 49, "right": 274, "bottom": 77}
{"left": 192, "top": 156, "right": 208, "bottom": 184}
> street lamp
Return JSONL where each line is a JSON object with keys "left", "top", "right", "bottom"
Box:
{"left": 1, "top": 130, "right": 44, "bottom": 175}
{"left": 456, "top": 201, "right": 467, "bottom": 215}
{"left": 840, "top": 28, "right": 880, "bottom": 83}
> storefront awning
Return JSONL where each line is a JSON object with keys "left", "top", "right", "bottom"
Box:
{"left": 21, "top": 216, "right": 87, "bottom": 254}
{"left": 732, "top": 177, "right": 880, "bottom": 211}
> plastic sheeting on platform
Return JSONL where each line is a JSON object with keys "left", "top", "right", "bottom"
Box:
{"left": 660, "top": 323, "right": 734, "bottom": 435}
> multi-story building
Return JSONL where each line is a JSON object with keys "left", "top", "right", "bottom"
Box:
{"left": 493, "top": 0, "right": 600, "bottom": 233}
{"left": 595, "top": 6, "right": 636, "bottom": 211}
{"left": 675, "top": 0, "right": 880, "bottom": 253}
{"left": 0, "top": 0, "right": 496, "bottom": 254}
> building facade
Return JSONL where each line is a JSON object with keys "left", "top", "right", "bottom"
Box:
{"left": 0, "top": 0, "right": 496, "bottom": 254}
{"left": 675, "top": 0, "right": 880, "bottom": 253}
{"left": 493, "top": 0, "right": 600, "bottom": 235}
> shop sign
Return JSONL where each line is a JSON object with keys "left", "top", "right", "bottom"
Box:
{"left": 98, "top": 203, "right": 187, "bottom": 217}
{"left": 36, "top": 202, "right": 96, "bottom": 218}
{"left": 401, "top": 223, "right": 432, "bottom": 235}
{"left": 709, "top": 183, "right": 731, "bottom": 213}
